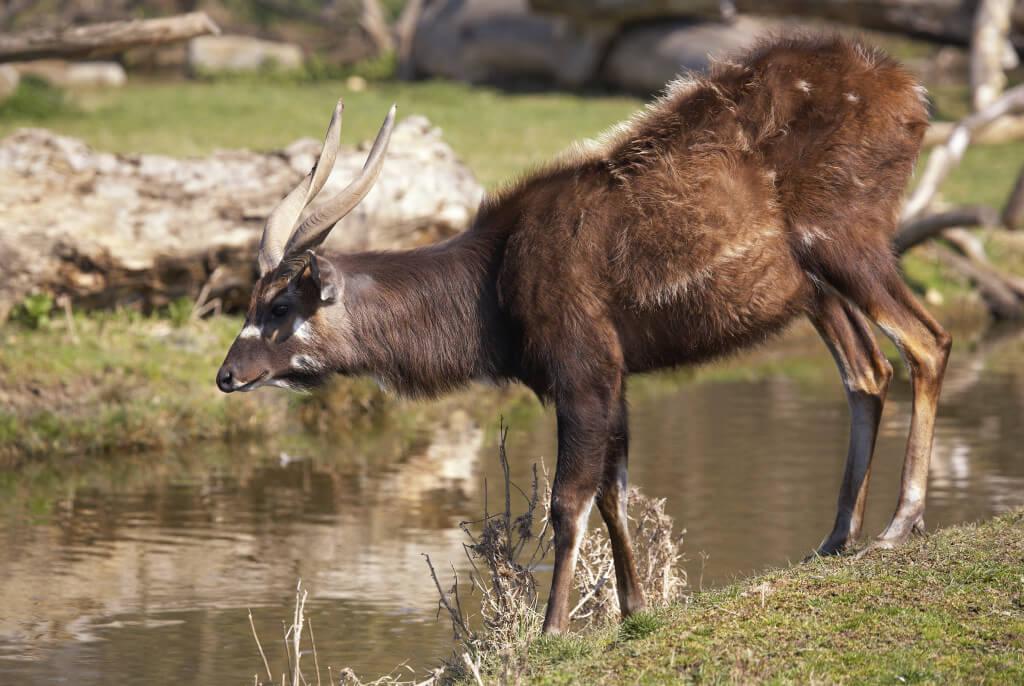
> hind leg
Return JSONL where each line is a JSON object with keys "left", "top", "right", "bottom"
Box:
{"left": 829, "top": 265, "right": 951, "bottom": 552}
{"left": 595, "top": 393, "right": 646, "bottom": 617}
{"left": 808, "top": 291, "right": 893, "bottom": 556}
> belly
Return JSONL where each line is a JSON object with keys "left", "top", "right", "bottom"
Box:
{"left": 614, "top": 242, "right": 812, "bottom": 373}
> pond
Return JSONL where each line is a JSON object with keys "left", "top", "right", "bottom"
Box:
{"left": 2, "top": 324, "right": 1023, "bottom": 684}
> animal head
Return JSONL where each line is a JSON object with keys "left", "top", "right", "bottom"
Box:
{"left": 216, "top": 100, "right": 395, "bottom": 393}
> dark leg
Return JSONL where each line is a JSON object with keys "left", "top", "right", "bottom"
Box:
{"left": 542, "top": 373, "right": 621, "bottom": 634}
{"left": 808, "top": 292, "right": 893, "bottom": 556}
{"left": 595, "top": 394, "right": 646, "bottom": 617}
{"left": 837, "top": 270, "right": 952, "bottom": 552}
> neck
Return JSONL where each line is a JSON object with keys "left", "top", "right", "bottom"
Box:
{"left": 335, "top": 229, "right": 509, "bottom": 397}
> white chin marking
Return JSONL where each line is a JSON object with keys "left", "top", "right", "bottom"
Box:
{"left": 238, "top": 325, "right": 261, "bottom": 340}
{"left": 290, "top": 354, "right": 322, "bottom": 373}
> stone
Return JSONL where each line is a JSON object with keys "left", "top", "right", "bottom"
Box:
{"left": 411, "top": 0, "right": 610, "bottom": 87}
{"left": 13, "top": 60, "right": 126, "bottom": 88}
{"left": 0, "top": 118, "right": 483, "bottom": 321}
{"left": 187, "top": 35, "right": 304, "bottom": 74}
{"left": 602, "top": 16, "right": 771, "bottom": 93}
{"left": 0, "top": 65, "right": 19, "bottom": 103}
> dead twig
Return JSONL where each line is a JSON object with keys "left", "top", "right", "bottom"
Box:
{"left": 249, "top": 609, "right": 274, "bottom": 684}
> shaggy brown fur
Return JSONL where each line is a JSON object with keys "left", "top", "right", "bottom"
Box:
{"left": 218, "top": 35, "right": 951, "bottom": 634}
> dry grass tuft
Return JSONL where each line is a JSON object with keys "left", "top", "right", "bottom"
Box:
{"left": 248, "top": 422, "right": 688, "bottom": 684}
{"left": 572, "top": 489, "right": 687, "bottom": 629}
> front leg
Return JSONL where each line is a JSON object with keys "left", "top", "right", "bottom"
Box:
{"left": 542, "top": 380, "right": 618, "bottom": 634}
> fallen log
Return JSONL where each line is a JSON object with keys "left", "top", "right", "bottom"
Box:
{"left": 0, "top": 12, "right": 220, "bottom": 63}
{"left": 932, "top": 243, "right": 1023, "bottom": 319}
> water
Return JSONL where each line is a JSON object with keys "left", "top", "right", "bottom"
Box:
{"left": 2, "top": 325, "right": 1023, "bottom": 684}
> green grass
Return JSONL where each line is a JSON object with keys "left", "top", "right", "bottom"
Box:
{"left": 0, "top": 77, "right": 639, "bottom": 189}
{"left": 516, "top": 510, "right": 1024, "bottom": 684}
{"left": 0, "top": 312, "right": 278, "bottom": 465}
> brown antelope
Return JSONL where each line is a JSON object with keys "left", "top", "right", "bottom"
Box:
{"left": 217, "top": 35, "right": 950, "bottom": 634}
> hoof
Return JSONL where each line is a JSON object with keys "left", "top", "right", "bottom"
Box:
{"left": 854, "top": 538, "right": 900, "bottom": 560}
{"left": 856, "top": 514, "right": 927, "bottom": 559}
{"left": 804, "top": 535, "right": 853, "bottom": 562}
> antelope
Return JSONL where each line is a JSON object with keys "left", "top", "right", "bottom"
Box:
{"left": 217, "top": 35, "right": 951, "bottom": 634}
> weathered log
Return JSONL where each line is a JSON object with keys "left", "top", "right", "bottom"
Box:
{"left": 894, "top": 205, "right": 1000, "bottom": 254}
{"left": 933, "top": 244, "right": 1023, "bottom": 319}
{"left": 971, "top": 0, "right": 1016, "bottom": 110}
{"left": 0, "top": 12, "right": 220, "bottom": 63}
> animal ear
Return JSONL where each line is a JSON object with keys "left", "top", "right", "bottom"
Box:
{"left": 307, "top": 252, "right": 341, "bottom": 302}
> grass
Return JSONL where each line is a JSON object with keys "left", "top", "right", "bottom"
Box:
{"left": 0, "top": 311, "right": 277, "bottom": 466}
{"left": 0, "top": 77, "right": 639, "bottom": 189}
{"left": 515, "top": 509, "right": 1024, "bottom": 684}
{"left": 2, "top": 75, "right": 1018, "bottom": 200}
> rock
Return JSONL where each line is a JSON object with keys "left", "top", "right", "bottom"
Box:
{"left": 531, "top": 0, "right": 720, "bottom": 22}
{"left": 533, "top": 0, "right": 1024, "bottom": 49}
{"left": 187, "top": 35, "right": 304, "bottom": 75}
{"left": 603, "top": 16, "right": 771, "bottom": 92}
{"left": 411, "top": 0, "right": 610, "bottom": 87}
{"left": 66, "top": 62, "right": 127, "bottom": 88}
{"left": 345, "top": 75, "right": 367, "bottom": 92}
{"left": 0, "top": 118, "right": 483, "bottom": 321}
{"left": 0, "top": 65, "right": 19, "bottom": 103}
{"left": 13, "top": 60, "right": 126, "bottom": 88}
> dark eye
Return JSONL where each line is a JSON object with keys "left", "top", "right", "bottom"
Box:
{"left": 271, "top": 303, "right": 289, "bottom": 318}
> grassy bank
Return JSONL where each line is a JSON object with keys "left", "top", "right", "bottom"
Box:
{"left": 521, "top": 510, "right": 1024, "bottom": 684}
{"left": 0, "top": 312, "right": 275, "bottom": 466}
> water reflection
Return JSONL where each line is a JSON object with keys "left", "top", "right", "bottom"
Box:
{"left": 1, "top": 327, "right": 1022, "bottom": 684}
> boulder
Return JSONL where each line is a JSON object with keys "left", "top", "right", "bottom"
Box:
{"left": 0, "top": 65, "right": 19, "bottom": 103}
{"left": 532, "top": 0, "right": 1024, "bottom": 49}
{"left": 12, "top": 60, "right": 126, "bottom": 88}
{"left": 603, "top": 16, "right": 771, "bottom": 93}
{"left": 411, "top": 0, "right": 611, "bottom": 87}
{"left": 187, "top": 35, "right": 304, "bottom": 75}
{"left": 0, "top": 117, "right": 483, "bottom": 321}
{"left": 530, "top": 0, "right": 720, "bottom": 22}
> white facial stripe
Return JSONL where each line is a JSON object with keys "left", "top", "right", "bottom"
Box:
{"left": 291, "top": 316, "right": 313, "bottom": 343}
{"left": 239, "top": 325, "right": 261, "bottom": 339}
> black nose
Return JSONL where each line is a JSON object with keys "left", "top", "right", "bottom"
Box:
{"left": 216, "top": 366, "right": 235, "bottom": 393}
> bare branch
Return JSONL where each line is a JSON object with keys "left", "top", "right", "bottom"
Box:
{"left": 902, "top": 84, "right": 1024, "bottom": 221}
{"left": 1002, "top": 164, "right": 1024, "bottom": 230}
{"left": 894, "top": 205, "right": 1000, "bottom": 254}
{"left": 0, "top": 12, "right": 220, "bottom": 63}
